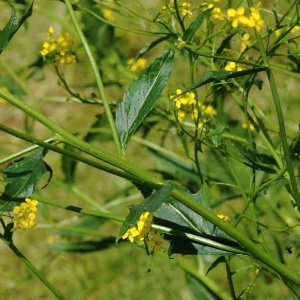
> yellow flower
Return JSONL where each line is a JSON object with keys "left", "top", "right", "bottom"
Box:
{"left": 172, "top": 89, "right": 196, "bottom": 109}
{"left": 242, "top": 121, "right": 255, "bottom": 131}
{"left": 146, "top": 231, "right": 164, "bottom": 253}
{"left": 177, "top": 110, "right": 186, "bottom": 122}
{"left": 127, "top": 58, "right": 147, "bottom": 73}
{"left": 225, "top": 61, "right": 246, "bottom": 71}
{"left": 227, "top": 7, "right": 249, "bottom": 28}
{"left": 248, "top": 2, "right": 264, "bottom": 32}
{"left": 240, "top": 32, "right": 252, "bottom": 52}
{"left": 41, "top": 26, "right": 76, "bottom": 65}
{"left": 217, "top": 214, "right": 231, "bottom": 221}
{"left": 122, "top": 211, "right": 154, "bottom": 243}
{"left": 11, "top": 198, "right": 38, "bottom": 232}
{"left": 102, "top": 8, "right": 115, "bottom": 21}
{"left": 182, "top": 2, "right": 192, "bottom": 18}
{"left": 207, "top": 4, "right": 224, "bottom": 21}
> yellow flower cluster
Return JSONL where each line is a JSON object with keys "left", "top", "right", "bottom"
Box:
{"left": 182, "top": 2, "right": 192, "bottom": 18}
{"left": 172, "top": 89, "right": 196, "bottom": 122}
{"left": 224, "top": 61, "right": 247, "bottom": 71}
{"left": 11, "top": 198, "right": 38, "bottom": 232}
{"left": 40, "top": 26, "right": 76, "bottom": 65}
{"left": 127, "top": 58, "right": 147, "bottom": 73}
{"left": 227, "top": 2, "right": 264, "bottom": 32}
{"left": 122, "top": 211, "right": 164, "bottom": 253}
{"left": 162, "top": 1, "right": 192, "bottom": 18}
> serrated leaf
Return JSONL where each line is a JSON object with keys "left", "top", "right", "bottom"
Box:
{"left": 0, "top": 2, "right": 34, "bottom": 54}
{"left": 0, "top": 149, "right": 50, "bottom": 214}
{"left": 117, "top": 182, "right": 174, "bottom": 240}
{"left": 116, "top": 49, "right": 174, "bottom": 151}
{"left": 183, "top": 8, "right": 212, "bottom": 43}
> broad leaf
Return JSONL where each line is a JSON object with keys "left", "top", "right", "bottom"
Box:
{"left": 0, "top": 149, "right": 50, "bottom": 214}
{"left": 0, "top": 2, "right": 34, "bottom": 54}
{"left": 116, "top": 49, "right": 174, "bottom": 151}
{"left": 117, "top": 182, "right": 174, "bottom": 240}
{"left": 154, "top": 187, "right": 244, "bottom": 255}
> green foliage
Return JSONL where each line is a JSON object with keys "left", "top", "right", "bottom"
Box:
{"left": 0, "top": 2, "right": 33, "bottom": 54}
{"left": 1, "top": 0, "right": 300, "bottom": 299}
{"left": 116, "top": 49, "right": 174, "bottom": 151}
{"left": 0, "top": 149, "right": 50, "bottom": 214}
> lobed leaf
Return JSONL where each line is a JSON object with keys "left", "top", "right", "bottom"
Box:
{"left": 116, "top": 49, "right": 174, "bottom": 151}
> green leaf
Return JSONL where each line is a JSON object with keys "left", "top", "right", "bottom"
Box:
{"left": 0, "top": 149, "right": 50, "bottom": 214}
{"left": 0, "top": 2, "right": 34, "bottom": 54}
{"left": 117, "top": 182, "right": 174, "bottom": 240}
{"left": 183, "top": 8, "right": 212, "bottom": 44}
{"left": 154, "top": 187, "right": 243, "bottom": 255}
{"left": 182, "top": 68, "right": 267, "bottom": 94}
{"left": 116, "top": 49, "right": 174, "bottom": 151}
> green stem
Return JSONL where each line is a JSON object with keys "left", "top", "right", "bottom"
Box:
{"left": 247, "top": 0, "right": 300, "bottom": 216}
{"left": 179, "top": 260, "right": 232, "bottom": 300}
{"left": 0, "top": 236, "right": 66, "bottom": 299}
{"left": 0, "top": 91, "right": 164, "bottom": 189}
{"left": 64, "top": 0, "right": 123, "bottom": 157}
{"left": 38, "top": 197, "right": 124, "bottom": 223}
{"left": 171, "top": 188, "right": 300, "bottom": 285}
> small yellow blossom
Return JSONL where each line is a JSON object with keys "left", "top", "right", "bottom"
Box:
{"left": 290, "top": 25, "right": 300, "bottom": 36}
{"left": 227, "top": 7, "right": 249, "bottom": 28}
{"left": 146, "top": 231, "right": 164, "bottom": 253}
{"left": 127, "top": 58, "right": 147, "bottom": 73}
{"left": 102, "top": 8, "right": 115, "bottom": 21}
{"left": 242, "top": 121, "right": 255, "bottom": 131}
{"left": 182, "top": 2, "right": 192, "bottom": 18}
{"left": 41, "top": 26, "right": 76, "bottom": 65}
{"left": 177, "top": 110, "right": 186, "bottom": 122}
{"left": 172, "top": 89, "right": 196, "bottom": 109}
{"left": 248, "top": 2, "right": 264, "bottom": 32}
{"left": 207, "top": 4, "right": 224, "bottom": 21}
{"left": 122, "top": 211, "right": 154, "bottom": 243}
{"left": 217, "top": 214, "right": 231, "bottom": 221}
{"left": 11, "top": 198, "right": 39, "bottom": 232}
{"left": 225, "top": 61, "right": 246, "bottom": 71}
{"left": 240, "top": 33, "right": 252, "bottom": 52}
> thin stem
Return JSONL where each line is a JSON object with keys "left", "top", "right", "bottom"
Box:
{"left": 0, "top": 90, "right": 164, "bottom": 189}
{"left": 0, "top": 236, "right": 66, "bottom": 299}
{"left": 38, "top": 197, "right": 124, "bottom": 223}
{"left": 64, "top": 0, "right": 123, "bottom": 157}
{"left": 247, "top": 0, "right": 300, "bottom": 216}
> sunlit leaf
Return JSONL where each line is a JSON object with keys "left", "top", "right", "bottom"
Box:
{"left": 0, "top": 149, "right": 51, "bottom": 214}
{"left": 116, "top": 49, "right": 174, "bottom": 151}
{"left": 117, "top": 182, "right": 174, "bottom": 240}
{"left": 0, "top": 2, "right": 34, "bottom": 54}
